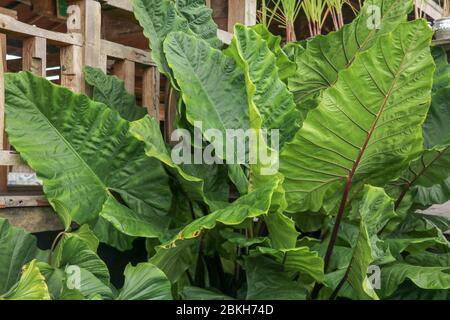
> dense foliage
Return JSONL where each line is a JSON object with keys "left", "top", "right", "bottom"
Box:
{"left": 1, "top": 0, "right": 450, "bottom": 300}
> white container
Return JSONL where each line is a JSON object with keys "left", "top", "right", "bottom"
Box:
{"left": 434, "top": 17, "right": 450, "bottom": 40}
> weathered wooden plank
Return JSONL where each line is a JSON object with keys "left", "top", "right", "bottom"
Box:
{"left": 142, "top": 66, "right": 160, "bottom": 120}
{"left": 227, "top": 0, "right": 257, "bottom": 31}
{"left": 101, "top": 39, "right": 154, "bottom": 65}
{"left": 22, "top": 37, "right": 47, "bottom": 77}
{"left": 31, "top": 0, "right": 56, "bottom": 17}
{"left": 60, "top": 44, "right": 83, "bottom": 93}
{"left": 416, "top": 0, "right": 443, "bottom": 20}
{"left": 0, "top": 7, "right": 18, "bottom": 20}
{"left": 0, "top": 195, "right": 49, "bottom": 208}
{"left": 0, "top": 207, "right": 64, "bottom": 233}
{"left": 0, "top": 36, "right": 5, "bottom": 193}
{"left": 112, "top": 59, "right": 135, "bottom": 94}
{"left": 84, "top": 0, "right": 103, "bottom": 68}
{"left": 101, "top": 0, "right": 133, "bottom": 11}
{"left": 0, "top": 14, "right": 82, "bottom": 46}
{"left": 0, "top": 151, "right": 24, "bottom": 166}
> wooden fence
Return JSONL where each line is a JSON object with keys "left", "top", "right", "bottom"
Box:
{"left": 0, "top": 0, "right": 257, "bottom": 232}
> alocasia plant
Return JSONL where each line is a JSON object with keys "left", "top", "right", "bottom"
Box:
{"left": 1, "top": 0, "right": 450, "bottom": 300}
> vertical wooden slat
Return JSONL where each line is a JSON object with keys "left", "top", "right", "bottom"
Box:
{"left": 62, "top": 1, "right": 86, "bottom": 93}
{"left": 22, "top": 37, "right": 47, "bottom": 77}
{"left": 112, "top": 59, "right": 135, "bottom": 94}
{"left": 0, "top": 36, "right": 6, "bottom": 193}
{"left": 227, "top": 0, "right": 257, "bottom": 31}
{"left": 60, "top": 45, "right": 83, "bottom": 93}
{"left": 83, "top": 0, "right": 102, "bottom": 69}
{"left": 67, "top": 0, "right": 103, "bottom": 93}
{"left": 142, "top": 66, "right": 160, "bottom": 120}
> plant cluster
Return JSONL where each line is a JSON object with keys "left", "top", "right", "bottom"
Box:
{"left": 1, "top": 0, "right": 450, "bottom": 300}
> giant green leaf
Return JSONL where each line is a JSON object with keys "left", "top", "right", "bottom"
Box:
{"left": 413, "top": 178, "right": 450, "bottom": 206}
{"left": 0, "top": 260, "right": 50, "bottom": 300}
{"left": 5, "top": 72, "right": 172, "bottom": 242}
{"left": 92, "top": 218, "right": 136, "bottom": 252}
{"left": 63, "top": 266, "right": 114, "bottom": 299}
{"left": 149, "top": 239, "right": 199, "bottom": 283}
{"left": 227, "top": 24, "right": 299, "bottom": 148}
{"left": 280, "top": 20, "right": 434, "bottom": 213}
{"left": 256, "top": 246, "right": 324, "bottom": 283}
{"left": 132, "top": 0, "right": 221, "bottom": 85}
{"left": 227, "top": 24, "right": 299, "bottom": 248}
{"left": 175, "top": 0, "right": 222, "bottom": 49}
{"left": 245, "top": 255, "right": 307, "bottom": 300}
{"left": 163, "top": 31, "right": 249, "bottom": 193}
{"left": 52, "top": 233, "right": 110, "bottom": 285}
{"left": 394, "top": 146, "right": 450, "bottom": 208}
{"left": 249, "top": 24, "right": 297, "bottom": 82}
{"left": 431, "top": 46, "right": 450, "bottom": 93}
{"left": 117, "top": 263, "right": 172, "bottom": 300}
{"left": 164, "top": 178, "right": 280, "bottom": 247}
{"left": 0, "top": 218, "right": 43, "bottom": 295}
{"left": 84, "top": 66, "right": 147, "bottom": 121}
{"left": 384, "top": 213, "right": 450, "bottom": 258}
{"left": 130, "top": 115, "right": 229, "bottom": 210}
{"left": 379, "top": 263, "right": 450, "bottom": 298}
{"left": 344, "top": 186, "right": 397, "bottom": 300}
{"left": 289, "top": 0, "right": 412, "bottom": 111}
{"left": 132, "top": 0, "right": 189, "bottom": 84}
{"left": 395, "top": 48, "right": 450, "bottom": 207}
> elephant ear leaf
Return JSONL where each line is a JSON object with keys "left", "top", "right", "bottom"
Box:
{"left": 0, "top": 260, "right": 50, "bottom": 300}
{"left": 117, "top": 263, "right": 172, "bottom": 300}
{"left": 431, "top": 47, "right": 450, "bottom": 92}
{"left": 335, "top": 186, "right": 397, "bottom": 300}
{"left": 132, "top": 0, "right": 189, "bottom": 83}
{"left": 163, "top": 31, "right": 249, "bottom": 194}
{"left": 5, "top": 72, "right": 172, "bottom": 243}
{"left": 132, "top": 0, "right": 221, "bottom": 86}
{"left": 289, "top": 0, "right": 412, "bottom": 114}
{"left": 83, "top": 66, "right": 147, "bottom": 121}
{"left": 0, "top": 218, "right": 44, "bottom": 295}
{"left": 280, "top": 20, "right": 434, "bottom": 213}
{"left": 164, "top": 178, "right": 280, "bottom": 247}
{"left": 392, "top": 48, "right": 450, "bottom": 208}
{"left": 245, "top": 255, "right": 308, "bottom": 300}
{"left": 130, "top": 116, "right": 229, "bottom": 210}
{"left": 175, "top": 0, "right": 222, "bottom": 49}
{"left": 249, "top": 24, "right": 297, "bottom": 81}
{"left": 379, "top": 263, "right": 450, "bottom": 298}
{"left": 227, "top": 24, "right": 299, "bottom": 148}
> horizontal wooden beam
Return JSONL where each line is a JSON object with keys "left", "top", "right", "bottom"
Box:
{"left": 0, "top": 7, "right": 18, "bottom": 20}
{"left": 101, "top": 0, "right": 132, "bottom": 11}
{"left": 101, "top": 39, "right": 154, "bottom": 65}
{"left": 0, "top": 195, "right": 49, "bottom": 208}
{"left": 0, "top": 207, "right": 64, "bottom": 233}
{"left": 0, "top": 14, "right": 82, "bottom": 46}
{"left": 0, "top": 151, "right": 24, "bottom": 166}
